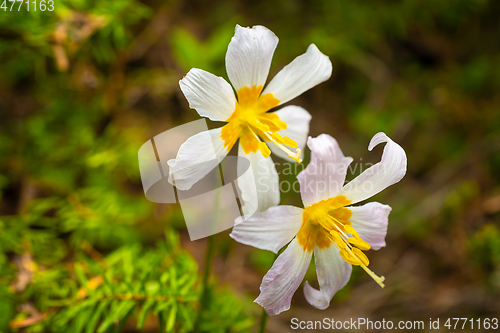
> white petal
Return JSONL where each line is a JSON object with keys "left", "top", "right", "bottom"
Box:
{"left": 237, "top": 146, "right": 279, "bottom": 215}
{"left": 230, "top": 205, "right": 303, "bottom": 253}
{"left": 262, "top": 44, "right": 332, "bottom": 105}
{"left": 179, "top": 68, "right": 236, "bottom": 121}
{"left": 226, "top": 25, "right": 279, "bottom": 92}
{"left": 297, "top": 134, "right": 353, "bottom": 207}
{"left": 303, "top": 245, "right": 352, "bottom": 310}
{"left": 255, "top": 238, "right": 312, "bottom": 315}
{"left": 349, "top": 202, "right": 391, "bottom": 250}
{"left": 267, "top": 106, "right": 311, "bottom": 162}
{"left": 167, "top": 127, "right": 228, "bottom": 190}
{"left": 340, "top": 132, "right": 407, "bottom": 204}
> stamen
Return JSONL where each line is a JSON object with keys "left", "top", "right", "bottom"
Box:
{"left": 248, "top": 127, "right": 271, "bottom": 158}
{"left": 326, "top": 215, "right": 384, "bottom": 288}
{"left": 347, "top": 237, "right": 371, "bottom": 251}
{"left": 282, "top": 136, "right": 298, "bottom": 147}
{"left": 329, "top": 231, "right": 347, "bottom": 248}
{"left": 339, "top": 248, "right": 362, "bottom": 265}
{"left": 271, "top": 118, "right": 287, "bottom": 129}
{"left": 271, "top": 132, "right": 285, "bottom": 144}
{"left": 254, "top": 122, "right": 270, "bottom": 132}
{"left": 343, "top": 244, "right": 385, "bottom": 288}
{"left": 344, "top": 225, "right": 362, "bottom": 240}
{"left": 352, "top": 248, "right": 369, "bottom": 266}
{"left": 258, "top": 142, "right": 271, "bottom": 158}
{"left": 262, "top": 131, "right": 302, "bottom": 163}
{"left": 325, "top": 215, "right": 350, "bottom": 240}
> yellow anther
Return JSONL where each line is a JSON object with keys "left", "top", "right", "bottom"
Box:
{"left": 330, "top": 231, "right": 347, "bottom": 248}
{"left": 255, "top": 122, "right": 270, "bottom": 132}
{"left": 347, "top": 237, "right": 371, "bottom": 251}
{"left": 339, "top": 248, "right": 362, "bottom": 266}
{"left": 282, "top": 136, "right": 298, "bottom": 148}
{"left": 272, "top": 118, "right": 287, "bottom": 129}
{"left": 271, "top": 132, "right": 285, "bottom": 144}
{"left": 270, "top": 131, "right": 298, "bottom": 148}
{"left": 258, "top": 142, "right": 271, "bottom": 158}
{"left": 352, "top": 248, "right": 370, "bottom": 266}
{"left": 344, "top": 225, "right": 360, "bottom": 238}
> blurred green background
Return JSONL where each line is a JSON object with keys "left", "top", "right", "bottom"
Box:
{"left": 1, "top": 0, "right": 500, "bottom": 332}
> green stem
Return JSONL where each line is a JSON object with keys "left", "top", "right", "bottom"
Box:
{"left": 258, "top": 307, "right": 269, "bottom": 333}
{"left": 258, "top": 251, "right": 278, "bottom": 333}
{"left": 193, "top": 165, "right": 223, "bottom": 332}
{"left": 193, "top": 234, "right": 215, "bottom": 332}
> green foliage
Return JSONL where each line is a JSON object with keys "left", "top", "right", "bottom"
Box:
{"left": 170, "top": 23, "right": 236, "bottom": 75}
{"left": 2, "top": 231, "right": 252, "bottom": 333}
{"left": 31, "top": 238, "right": 199, "bottom": 333}
{"left": 469, "top": 224, "right": 500, "bottom": 290}
{"left": 0, "top": 0, "right": 256, "bottom": 331}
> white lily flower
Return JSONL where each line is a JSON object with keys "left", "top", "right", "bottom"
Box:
{"left": 168, "top": 25, "right": 332, "bottom": 213}
{"left": 230, "top": 132, "right": 407, "bottom": 315}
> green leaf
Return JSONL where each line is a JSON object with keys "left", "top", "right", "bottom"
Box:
{"left": 85, "top": 299, "right": 111, "bottom": 333}
{"left": 74, "top": 263, "right": 91, "bottom": 295}
{"left": 136, "top": 299, "right": 155, "bottom": 330}
{"left": 72, "top": 306, "right": 95, "bottom": 333}
{"left": 113, "top": 303, "right": 136, "bottom": 333}
{"left": 166, "top": 304, "right": 177, "bottom": 332}
{"left": 97, "top": 300, "right": 135, "bottom": 333}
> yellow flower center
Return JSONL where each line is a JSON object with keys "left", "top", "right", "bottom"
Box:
{"left": 220, "top": 85, "right": 302, "bottom": 162}
{"left": 297, "top": 195, "right": 385, "bottom": 288}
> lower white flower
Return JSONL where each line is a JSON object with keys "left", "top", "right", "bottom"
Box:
{"left": 230, "top": 132, "right": 407, "bottom": 315}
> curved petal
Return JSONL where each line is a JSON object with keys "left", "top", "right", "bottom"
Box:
{"left": 304, "top": 245, "right": 352, "bottom": 310}
{"left": 226, "top": 25, "right": 279, "bottom": 92}
{"left": 267, "top": 105, "right": 311, "bottom": 162}
{"left": 237, "top": 146, "right": 280, "bottom": 215}
{"left": 262, "top": 44, "right": 332, "bottom": 105}
{"left": 349, "top": 202, "right": 391, "bottom": 250}
{"left": 179, "top": 68, "right": 236, "bottom": 121}
{"left": 255, "top": 238, "right": 312, "bottom": 315}
{"left": 230, "top": 205, "right": 303, "bottom": 253}
{"left": 340, "top": 132, "right": 407, "bottom": 204}
{"left": 167, "top": 127, "right": 228, "bottom": 190}
{"left": 297, "top": 134, "right": 353, "bottom": 207}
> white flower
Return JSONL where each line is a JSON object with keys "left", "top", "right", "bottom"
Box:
{"left": 168, "top": 25, "right": 332, "bottom": 214}
{"left": 230, "top": 132, "right": 407, "bottom": 315}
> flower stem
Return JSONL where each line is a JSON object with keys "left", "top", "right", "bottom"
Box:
{"left": 257, "top": 251, "right": 278, "bottom": 333}
{"left": 194, "top": 165, "right": 222, "bottom": 332}
{"left": 193, "top": 234, "right": 215, "bottom": 333}
{"left": 258, "top": 307, "right": 269, "bottom": 333}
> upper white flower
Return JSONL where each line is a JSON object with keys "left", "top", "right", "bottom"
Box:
{"left": 230, "top": 132, "right": 407, "bottom": 315}
{"left": 168, "top": 25, "right": 332, "bottom": 214}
